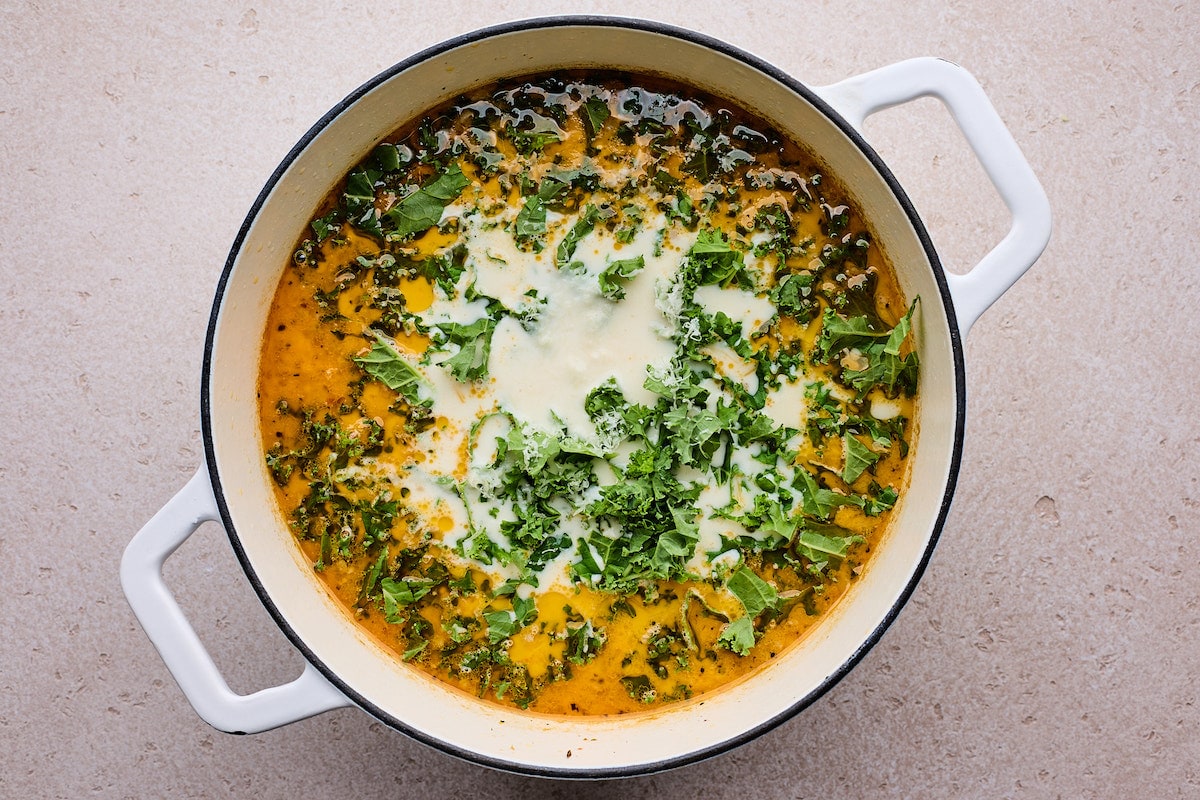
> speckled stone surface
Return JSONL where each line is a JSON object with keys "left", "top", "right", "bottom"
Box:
{"left": 2, "top": 1, "right": 1197, "bottom": 797}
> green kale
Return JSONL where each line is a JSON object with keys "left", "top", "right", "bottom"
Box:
{"left": 794, "top": 523, "right": 864, "bottom": 572}
{"left": 358, "top": 496, "right": 399, "bottom": 550}
{"left": 414, "top": 244, "right": 468, "bottom": 297}
{"left": 358, "top": 546, "right": 389, "bottom": 604}
{"left": 795, "top": 469, "right": 859, "bottom": 521}
{"left": 483, "top": 609, "right": 518, "bottom": 643}
{"left": 370, "top": 142, "right": 405, "bottom": 172}
{"left": 716, "top": 616, "right": 756, "bottom": 656}
{"left": 771, "top": 271, "right": 818, "bottom": 322}
{"left": 310, "top": 209, "right": 344, "bottom": 242}
{"left": 380, "top": 577, "right": 436, "bottom": 623}
{"left": 598, "top": 255, "right": 646, "bottom": 300}
{"left": 620, "top": 675, "right": 657, "bottom": 703}
{"left": 815, "top": 300, "right": 920, "bottom": 397}
{"left": 842, "top": 434, "right": 881, "bottom": 485}
{"left": 506, "top": 119, "right": 562, "bottom": 155}
{"left": 513, "top": 165, "right": 600, "bottom": 247}
{"left": 682, "top": 142, "right": 718, "bottom": 184}
{"left": 432, "top": 315, "right": 499, "bottom": 382}
{"left": 343, "top": 166, "right": 382, "bottom": 238}
{"left": 556, "top": 204, "right": 599, "bottom": 268}
{"left": 726, "top": 566, "right": 780, "bottom": 617}
{"left": 686, "top": 228, "right": 749, "bottom": 287}
{"left": 565, "top": 619, "right": 607, "bottom": 665}
{"left": 383, "top": 163, "right": 470, "bottom": 239}
{"left": 352, "top": 335, "right": 427, "bottom": 403}
{"left": 581, "top": 96, "right": 610, "bottom": 140}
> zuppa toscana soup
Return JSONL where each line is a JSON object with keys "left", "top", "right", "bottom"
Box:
{"left": 258, "top": 73, "right": 919, "bottom": 715}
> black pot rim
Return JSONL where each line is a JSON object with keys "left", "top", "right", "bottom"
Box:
{"left": 201, "top": 14, "right": 966, "bottom": 780}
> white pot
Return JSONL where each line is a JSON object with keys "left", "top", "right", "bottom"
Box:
{"left": 122, "top": 17, "right": 1050, "bottom": 778}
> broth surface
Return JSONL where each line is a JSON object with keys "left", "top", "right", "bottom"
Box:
{"left": 258, "top": 73, "right": 918, "bottom": 715}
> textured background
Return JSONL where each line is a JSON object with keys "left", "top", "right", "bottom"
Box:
{"left": 2, "top": 1, "right": 1198, "bottom": 797}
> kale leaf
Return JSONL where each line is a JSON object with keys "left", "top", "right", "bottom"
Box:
{"left": 433, "top": 316, "right": 499, "bottom": 382}
{"left": 352, "top": 335, "right": 427, "bottom": 403}
{"left": 598, "top": 256, "right": 646, "bottom": 300}
{"left": 383, "top": 163, "right": 470, "bottom": 239}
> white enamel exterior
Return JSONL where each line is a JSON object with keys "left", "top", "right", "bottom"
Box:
{"left": 814, "top": 57, "right": 1052, "bottom": 335}
{"left": 122, "top": 20, "right": 1049, "bottom": 776}
{"left": 120, "top": 465, "right": 352, "bottom": 733}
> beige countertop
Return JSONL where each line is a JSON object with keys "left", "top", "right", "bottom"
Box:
{"left": 3, "top": 1, "right": 1197, "bottom": 797}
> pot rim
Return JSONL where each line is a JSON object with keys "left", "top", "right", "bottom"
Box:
{"left": 200, "top": 14, "right": 966, "bottom": 778}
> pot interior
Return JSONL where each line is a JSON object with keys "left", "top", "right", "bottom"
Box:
{"left": 203, "top": 18, "right": 962, "bottom": 776}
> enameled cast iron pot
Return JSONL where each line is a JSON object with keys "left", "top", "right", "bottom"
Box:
{"left": 122, "top": 17, "right": 1050, "bottom": 778}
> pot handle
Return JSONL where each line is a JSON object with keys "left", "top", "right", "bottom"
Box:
{"left": 813, "top": 57, "right": 1051, "bottom": 336}
{"left": 120, "top": 465, "right": 352, "bottom": 733}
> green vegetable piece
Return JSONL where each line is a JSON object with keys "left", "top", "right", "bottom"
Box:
{"left": 795, "top": 528, "right": 861, "bottom": 567}
{"left": 415, "top": 244, "right": 468, "bottom": 297}
{"left": 358, "top": 546, "right": 389, "bottom": 603}
{"left": 352, "top": 336, "right": 426, "bottom": 403}
{"left": 651, "top": 169, "right": 681, "bottom": 194}
{"left": 817, "top": 300, "right": 920, "bottom": 396}
{"left": 483, "top": 609, "right": 518, "bottom": 643}
{"left": 556, "top": 205, "right": 599, "bottom": 267}
{"left": 502, "top": 423, "right": 561, "bottom": 475}
{"left": 815, "top": 311, "right": 889, "bottom": 361}
{"left": 665, "top": 190, "right": 698, "bottom": 229}
{"left": 620, "top": 675, "right": 657, "bottom": 703}
{"left": 441, "top": 615, "right": 475, "bottom": 644}
{"left": 751, "top": 495, "right": 801, "bottom": 541}
{"left": 682, "top": 145, "right": 718, "bottom": 184}
{"left": 310, "top": 210, "right": 342, "bottom": 242}
{"left": 512, "top": 594, "right": 538, "bottom": 627}
{"left": 507, "top": 121, "right": 561, "bottom": 155}
{"left": 796, "top": 469, "right": 858, "bottom": 521}
{"left": 884, "top": 303, "right": 914, "bottom": 355}
{"left": 652, "top": 506, "right": 701, "bottom": 567}
{"left": 513, "top": 173, "right": 576, "bottom": 244}
{"left": 435, "top": 316, "right": 498, "bottom": 382}
{"left": 844, "top": 350, "right": 919, "bottom": 396}
{"left": 585, "top": 379, "right": 627, "bottom": 418}
{"left": 861, "top": 485, "right": 899, "bottom": 516}
{"left": 726, "top": 566, "right": 779, "bottom": 617}
{"left": 771, "top": 272, "right": 817, "bottom": 321}
{"left": 598, "top": 255, "right": 646, "bottom": 300}
{"left": 566, "top": 620, "right": 607, "bottom": 665}
{"left": 687, "top": 228, "right": 746, "bottom": 286}
{"left": 570, "top": 535, "right": 608, "bottom": 582}
{"left": 358, "top": 497, "right": 398, "bottom": 549}
{"left": 344, "top": 169, "right": 375, "bottom": 208}
{"left": 344, "top": 167, "right": 383, "bottom": 239}
{"left": 717, "top": 616, "right": 756, "bottom": 656}
{"left": 371, "top": 143, "right": 402, "bottom": 172}
{"left": 315, "top": 529, "right": 332, "bottom": 572}
{"left": 581, "top": 96, "right": 610, "bottom": 139}
{"left": 842, "top": 434, "right": 881, "bottom": 485}
{"left": 383, "top": 163, "right": 470, "bottom": 239}
{"left": 380, "top": 577, "right": 435, "bottom": 622}
{"left": 514, "top": 194, "right": 549, "bottom": 242}
{"left": 888, "top": 298, "right": 921, "bottom": 355}
{"left": 662, "top": 406, "right": 727, "bottom": 466}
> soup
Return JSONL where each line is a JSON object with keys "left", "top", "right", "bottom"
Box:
{"left": 257, "top": 73, "right": 918, "bottom": 715}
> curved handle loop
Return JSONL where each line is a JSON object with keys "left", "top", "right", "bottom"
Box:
{"left": 120, "top": 465, "right": 351, "bottom": 733}
{"left": 814, "top": 57, "right": 1052, "bottom": 336}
